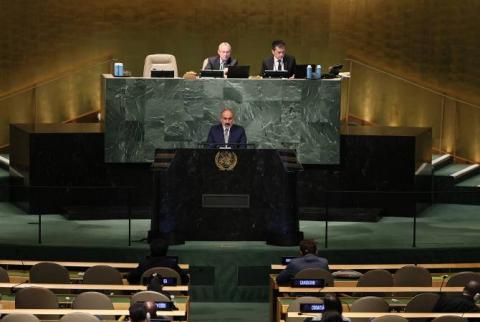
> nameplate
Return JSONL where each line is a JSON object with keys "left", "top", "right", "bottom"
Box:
{"left": 300, "top": 303, "right": 325, "bottom": 313}
{"left": 281, "top": 256, "right": 297, "bottom": 265}
{"left": 291, "top": 278, "right": 325, "bottom": 288}
{"left": 202, "top": 194, "right": 250, "bottom": 208}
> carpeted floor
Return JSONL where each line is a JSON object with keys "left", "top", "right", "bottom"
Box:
{"left": 1, "top": 202, "right": 479, "bottom": 250}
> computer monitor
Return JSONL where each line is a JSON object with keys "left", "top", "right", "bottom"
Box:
{"left": 151, "top": 70, "right": 174, "bottom": 78}
{"left": 227, "top": 65, "right": 250, "bottom": 78}
{"left": 200, "top": 70, "right": 224, "bottom": 78}
{"left": 294, "top": 64, "right": 317, "bottom": 79}
{"left": 263, "top": 70, "right": 288, "bottom": 78}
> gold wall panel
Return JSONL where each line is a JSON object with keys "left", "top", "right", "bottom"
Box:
{"left": 1, "top": 0, "right": 479, "bottom": 159}
{"left": 455, "top": 103, "right": 480, "bottom": 162}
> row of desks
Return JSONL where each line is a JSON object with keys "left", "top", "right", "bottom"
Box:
{"left": 0, "top": 282, "right": 188, "bottom": 292}
{"left": 0, "top": 259, "right": 189, "bottom": 270}
{"left": 271, "top": 262, "right": 480, "bottom": 270}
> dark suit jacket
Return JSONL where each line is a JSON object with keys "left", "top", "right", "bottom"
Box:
{"left": 204, "top": 56, "right": 238, "bottom": 70}
{"left": 276, "top": 254, "right": 329, "bottom": 285}
{"left": 126, "top": 256, "right": 190, "bottom": 285}
{"left": 261, "top": 54, "right": 296, "bottom": 77}
{"left": 434, "top": 294, "right": 480, "bottom": 319}
{"left": 206, "top": 124, "right": 247, "bottom": 148}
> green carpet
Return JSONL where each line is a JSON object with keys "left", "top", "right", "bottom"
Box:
{"left": 1, "top": 202, "right": 480, "bottom": 249}
{"left": 189, "top": 302, "right": 268, "bottom": 322}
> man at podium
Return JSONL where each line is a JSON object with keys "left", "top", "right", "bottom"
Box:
{"left": 207, "top": 108, "right": 247, "bottom": 148}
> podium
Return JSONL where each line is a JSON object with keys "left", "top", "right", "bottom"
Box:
{"left": 150, "top": 148, "right": 303, "bottom": 246}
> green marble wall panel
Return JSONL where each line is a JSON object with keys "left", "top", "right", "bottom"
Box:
{"left": 104, "top": 77, "right": 340, "bottom": 164}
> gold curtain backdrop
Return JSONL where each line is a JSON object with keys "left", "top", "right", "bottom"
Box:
{"left": 0, "top": 0, "right": 479, "bottom": 160}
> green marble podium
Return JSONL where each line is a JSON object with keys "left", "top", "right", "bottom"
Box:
{"left": 103, "top": 75, "right": 341, "bottom": 164}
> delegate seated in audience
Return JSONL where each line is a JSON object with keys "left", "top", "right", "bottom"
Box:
{"left": 434, "top": 280, "right": 480, "bottom": 320}
{"left": 127, "top": 238, "right": 189, "bottom": 285}
{"left": 129, "top": 302, "right": 147, "bottom": 322}
{"left": 276, "top": 239, "right": 329, "bottom": 285}
{"left": 304, "top": 293, "right": 349, "bottom": 322}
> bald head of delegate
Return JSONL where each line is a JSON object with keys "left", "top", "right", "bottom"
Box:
{"left": 463, "top": 280, "right": 480, "bottom": 299}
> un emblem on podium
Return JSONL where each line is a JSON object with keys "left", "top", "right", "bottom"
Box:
{"left": 215, "top": 151, "right": 238, "bottom": 171}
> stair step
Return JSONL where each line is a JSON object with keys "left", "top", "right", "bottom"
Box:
{"left": 432, "top": 153, "right": 452, "bottom": 170}
{"left": 451, "top": 164, "right": 480, "bottom": 180}
{"left": 0, "top": 154, "right": 9, "bottom": 170}
{"left": 456, "top": 173, "right": 480, "bottom": 188}
{"left": 434, "top": 164, "right": 472, "bottom": 176}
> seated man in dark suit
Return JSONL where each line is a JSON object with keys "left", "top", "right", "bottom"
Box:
{"left": 434, "top": 280, "right": 480, "bottom": 321}
{"left": 207, "top": 108, "right": 247, "bottom": 148}
{"left": 203, "top": 42, "right": 238, "bottom": 70}
{"left": 276, "top": 239, "right": 329, "bottom": 285}
{"left": 127, "top": 238, "right": 189, "bottom": 285}
{"left": 261, "top": 40, "right": 297, "bottom": 78}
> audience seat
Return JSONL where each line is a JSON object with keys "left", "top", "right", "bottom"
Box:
{"left": 1, "top": 314, "right": 40, "bottom": 322}
{"left": 140, "top": 266, "right": 181, "bottom": 285}
{"left": 405, "top": 292, "right": 440, "bottom": 322}
{"left": 131, "top": 290, "right": 171, "bottom": 304}
{"left": 394, "top": 266, "right": 432, "bottom": 287}
{"left": 29, "top": 262, "right": 70, "bottom": 284}
{"left": 82, "top": 265, "right": 123, "bottom": 285}
{"left": 294, "top": 268, "right": 334, "bottom": 286}
{"left": 445, "top": 271, "right": 480, "bottom": 287}
{"left": 355, "top": 269, "right": 394, "bottom": 296}
{"left": 350, "top": 296, "right": 389, "bottom": 322}
{"left": 431, "top": 316, "right": 468, "bottom": 322}
{"left": 59, "top": 312, "right": 100, "bottom": 322}
{"left": 0, "top": 266, "right": 9, "bottom": 282}
{"left": 72, "top": 291, "right": 114, "bottom": 320}
{"left": 15, "top": 286, "right": 59, "bottom": 320}
{"left": 372, "top": 316, "right": 408, "bottom": 322}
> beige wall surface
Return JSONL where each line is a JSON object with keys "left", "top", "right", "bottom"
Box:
{"left": 0, "top": 0, "right": 479, "bottom": 159}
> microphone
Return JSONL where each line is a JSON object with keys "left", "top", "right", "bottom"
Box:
{"left": 439, "top": 274, "right": 448, "bottom": 293}
{"left": 10, "top": 281, "right": 28, "bottom": 293}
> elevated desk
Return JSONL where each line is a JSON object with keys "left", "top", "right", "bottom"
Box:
{"left": 103, "top": 75, "right": 341, "bottom": 165}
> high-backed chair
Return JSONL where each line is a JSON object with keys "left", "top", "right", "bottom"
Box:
{"left": 30, "top": 262, "right": 70, "bottom": 284}
{"left": 59, "top": 312, "right": 100, "bottom": 322}
{"left": 430, "top": 316, "right": 468, "bottom": 322}
{"left": 140, "top": 267, "right": 182, "bottom": 285}
{"left": 355, "top": 269, "right": 393, "bottom": 296}
{"left": 372, "top": 316, "right": 409, "bottom": 322}
{"left": 131, "top": 290, "right": 171, "bottom": 304}
{"left": 0, "top": 266, "right": 9, "bottom": 282}
{"left": 143, "top": 54, "right": 178, "bottom": 77}
{"left": 1, "top": 314, "right": 40, "bottom": 322}
{"left": 15, "top": 287, "right": 59, "bottom": 320}
{"left": 394, "top": 266, "right": 432, "bottom": 287}
{"left": 350, "top": 296, "right": 389, "bottom": 322}
{"left": 286, "top": 296, "right": 323, "bottom": 322}
{"left": 294, "top": 268, "right": 334, "bottom": 286}
{"left": 72, "top": 291, "right": 114, "bottom": 320}
{"left": 393, "top": 265, "right": 432, "bottom": 297}
{"left": 446, "top": 271, "right": 480, "bottom": 287}
{"left": 82, "top": 265, "right": 123, "bottom": 285}
{"left": 405, "top": 292, "right": 440, "bottom": 322}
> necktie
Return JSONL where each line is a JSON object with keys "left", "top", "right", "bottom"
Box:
{"left": 278, "top": 59, "right": 283, "bottom": 71}
{"left": 224, "top": 127, "right": 229, "bottom": 144}
{"left": 219, "top": 61, "right": 224, "bottom": 70}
